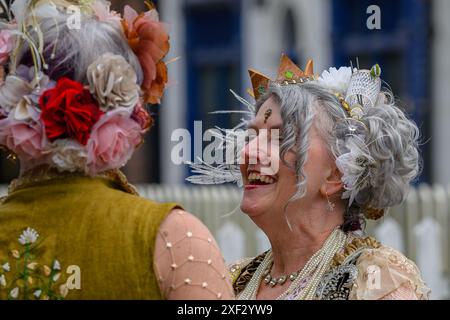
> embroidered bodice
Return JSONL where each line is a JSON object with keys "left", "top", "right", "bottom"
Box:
{"left": 230, "top": 234, "right": 430, "bottom": 300}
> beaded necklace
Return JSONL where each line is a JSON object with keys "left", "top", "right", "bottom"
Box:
{"left": 238, "top": 228, "right": 347, "bottom": 300}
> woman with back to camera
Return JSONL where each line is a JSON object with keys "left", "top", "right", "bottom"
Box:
{"left": 0, "top": 0, "right": 233, "bottom": 300}
{"left": 188, "top": 54, "right": 430, "bottom": 300}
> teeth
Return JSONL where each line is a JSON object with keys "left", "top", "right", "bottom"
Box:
{"left": 247, "top": 172, "right": 275, "bottom": 184}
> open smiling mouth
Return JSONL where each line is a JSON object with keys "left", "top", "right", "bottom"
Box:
{"left": 247, "top": 172, "right": 276, "bottom": 185}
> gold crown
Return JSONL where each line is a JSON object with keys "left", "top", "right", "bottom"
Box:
{"left": 247, "top": 54, "right": 316, "bottom": 100}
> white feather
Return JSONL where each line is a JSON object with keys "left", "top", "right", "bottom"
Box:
{"left": 186, "top": 91, "right": 255, "bottom": 187}
{"left": 33, "top": 2, "right": 59, "bottom": 19}
{"left": 11, "top": 0, "right": 31, "bottom": 27}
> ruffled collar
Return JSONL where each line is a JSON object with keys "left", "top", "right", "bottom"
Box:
{"left": 6, "top": 165, "right": 139, "bottom": 196}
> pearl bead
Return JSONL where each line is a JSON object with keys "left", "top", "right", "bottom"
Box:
{"left": 238, "top": 229, "right": 347, "bottom": 300}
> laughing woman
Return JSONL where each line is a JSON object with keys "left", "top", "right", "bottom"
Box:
{"left": 189, "top": 55, "right": 430, "bottom": 300}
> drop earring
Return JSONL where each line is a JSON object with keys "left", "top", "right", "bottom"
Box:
{"left": 325, "top": 191, "right": 335, "bottom": 212}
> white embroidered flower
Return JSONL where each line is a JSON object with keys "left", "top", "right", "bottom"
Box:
{"left": 43, "top": 265, "right": 51, "bottom": 276}
{"left": 59, "top": 284, "right": 69, "bottom": 298}
{"left": 53, "top": 273, "right": 61, "bottom": 281}
{"left": 53, "top": 260, "right": 61, "bottom": 271}
{"left": 0, "top": 274, "right": 6, "bottom": 287}
{"left": 317, "top": 66, "right": 354, "bottom": 93}
{"left": 11, "top": 249, "right": 20, "bottom": 259}
{"left": 27, "top": 262, "right": 38, "bottom": 270}
{"left": 33, "top": 289, "right": 42, "bottom": 299}
{"left": 2, "top": 262, "right": 10, "bottom": 272}
{"left": 50, "top": 139, "right": 88, "bottom": 173}
{"left": 18, "top": 227, "right": 39, "bottom": 245}
{"left": 10, "top": 287, "right": 19, "bottom": 299}
{"left": 87, "top": 52, "right": 140, "bottom": 111}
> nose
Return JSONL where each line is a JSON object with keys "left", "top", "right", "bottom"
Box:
{"left": 241, "top": 134, "right": 270, "bottom": 166}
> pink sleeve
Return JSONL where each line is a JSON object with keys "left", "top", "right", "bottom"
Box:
{"left": 154, "top": 209, "right": 235, "bottom": 300}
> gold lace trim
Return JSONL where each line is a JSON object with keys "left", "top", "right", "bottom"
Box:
{"left": 332, "top": 236, "right": 381, "bottom": 267}
{"left": 232, "top": 252, "right": 268, "bottom": 295}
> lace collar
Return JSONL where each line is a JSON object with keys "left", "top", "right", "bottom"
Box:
{"left": 6, "top": 165, "right": 139, "bottom": 196}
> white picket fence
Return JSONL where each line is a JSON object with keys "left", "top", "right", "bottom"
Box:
{"left": 1, "top": 183, "right": 449, "bottom": 299}
{"left": 136, "top": 183, "right": 450, "bottom": 300}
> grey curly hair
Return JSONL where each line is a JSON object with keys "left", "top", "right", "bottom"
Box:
{"left": 255, "top": 82, "right": 421, "bottom": 231}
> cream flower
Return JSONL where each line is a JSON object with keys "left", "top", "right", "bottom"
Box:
{"left": 317, "top": 66, "right": 354, "bottom": 93}
{"left": 18, "top": 227, "right": 39, "bottom": 245}
{"left": 0, "top": 64, "right": 54, "bottom": 115}
{"left": 50, "top": 139, "right": 88, "bottom": 173}
{"left": 0, "top": 74, "right": 32, "bottom": 112}
{"left": 87, "top": 52, "right": 140, "bottom": 111}
{"left": 13, "top": 96, "right": 40, "bottom": 121}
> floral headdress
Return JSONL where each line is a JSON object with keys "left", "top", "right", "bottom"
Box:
{"left": 0, "top": 0, "right": 169, "bottom": 175}
{"left": 187, "top": 54, "right": 387, "bottom": 220}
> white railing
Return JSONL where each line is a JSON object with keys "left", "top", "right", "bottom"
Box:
{"left": 138, "top": 183, "right": 450, "bottom": 300}
{"left": 1, "top": 183, "right": 449, "bottom": 299}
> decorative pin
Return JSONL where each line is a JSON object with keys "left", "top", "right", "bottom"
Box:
{"left": 264, "top": 108, "right": 272, "bottom": 124}
{"left": 257, "top": 85, "right": 266, "bottom": 95}
{"left": 285, "top": 70, "right": 294, "bottom": 79}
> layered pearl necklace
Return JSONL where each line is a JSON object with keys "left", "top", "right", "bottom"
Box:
{"left": 238, "top": 228, "right": 347, "bottom": 300}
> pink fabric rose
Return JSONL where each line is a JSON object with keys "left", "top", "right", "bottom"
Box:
{"left": 0, "top": 29, "right": 14, "bottom": 65}
{"left": 86, "top": 109, "right": 143, "bottom": 175}
{"left": 0, "top": 116, "right": 48, "bottom": 169}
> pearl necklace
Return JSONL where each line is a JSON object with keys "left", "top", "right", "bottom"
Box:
{"left": 238, "top": 228, "right": 347, "bottom": 300}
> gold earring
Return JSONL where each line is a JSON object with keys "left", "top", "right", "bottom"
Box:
{"left": 325, "top": 191, "right": 335, "bottom": 212}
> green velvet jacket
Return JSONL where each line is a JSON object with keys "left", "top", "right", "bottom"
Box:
{"left": 0, "top": 171, "right": 177, "bottom": 300}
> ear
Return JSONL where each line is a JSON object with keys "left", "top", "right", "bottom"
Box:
{"left": 319, "top": 165, "right": 343, "bottom": 198}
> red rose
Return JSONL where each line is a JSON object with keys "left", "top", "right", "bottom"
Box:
{"left": 40, "top": 77, "right": 104, "bottom": 145}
